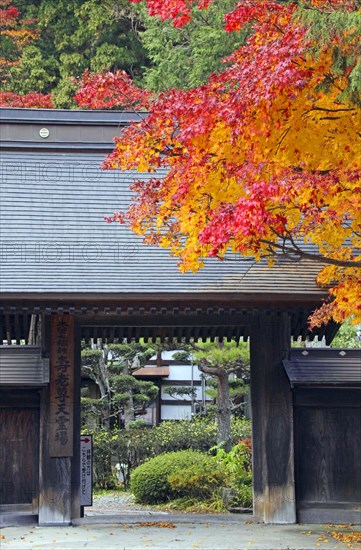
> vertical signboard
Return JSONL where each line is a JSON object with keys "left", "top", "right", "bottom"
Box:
{"left": 80, "top": 435, "right": 93, "bottom": 506}
{"left": 50, "top": 314, "right": 74, "bottom": 457}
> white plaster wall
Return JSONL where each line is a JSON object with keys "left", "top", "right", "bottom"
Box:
{"left": 161, "top": 404, "right": 192, "bottom": 421}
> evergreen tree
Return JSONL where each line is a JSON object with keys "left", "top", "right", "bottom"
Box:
{"left": 137, "top": 0, "right": 247, "bottom": 91}
{"left": 163, "top": 342, "right": 250, "bottom": 452}
{"left": 81, "top": 342, "right": 158, "bottom": 430}
{"left": 4, "top": 0, "right": 150, "bottom": 106}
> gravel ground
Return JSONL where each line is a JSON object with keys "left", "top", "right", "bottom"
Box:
{"left": 85, "top": 492, "right": 164, "bottom": 516}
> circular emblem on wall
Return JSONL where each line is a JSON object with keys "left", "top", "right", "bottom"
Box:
{"left": 39, "top": 127, "right": 50, "bottom": 138}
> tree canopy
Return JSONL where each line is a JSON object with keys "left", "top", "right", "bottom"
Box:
{"left": 1, "top": 0, "right": 360, "bottom": 327}
{"left": 1, "top": 0, "right": 149, "bottom": 107}
{"left": 137, "top": 0, "right": 247, "bottom": 91}
{"left": 103, "top": 0, "right": 361, "bottom": 327}
{"left": 81, "top": 342, "right": 158, "bottom": 430}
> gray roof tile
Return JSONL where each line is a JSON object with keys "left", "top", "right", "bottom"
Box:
{"left": 0, "top": 111, "right": 327, "bottom": 297}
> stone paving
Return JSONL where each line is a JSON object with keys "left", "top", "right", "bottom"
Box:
{"left": 1, "top": 494, "right": 360, "bottom": 550}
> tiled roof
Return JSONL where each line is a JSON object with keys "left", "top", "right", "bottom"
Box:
{"left": 0, "top": 109, "right": 326, "bottom": 298}
{"left": 284, "top": 349, "right": 361, "bottom": 387}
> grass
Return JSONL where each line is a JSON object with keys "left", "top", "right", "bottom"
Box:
{"left": 154, "top": 495, "right": 229, "bottom": 514}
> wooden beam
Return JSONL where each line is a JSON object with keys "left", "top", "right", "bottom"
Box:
{"left": 250, "top": 312, "right": 296, "bottom": 524}
{"left": 71, "top": 323, "right": 81, "bottom": 520}
{"left": 39, "top": 314, "right": 75, "bottom": 525}
{"left": 49, "top": 315, "right": 74, "bottom": 457}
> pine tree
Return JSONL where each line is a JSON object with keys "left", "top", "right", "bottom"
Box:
{"left": 81, "top": 342, "right": 158, "bottom": 430}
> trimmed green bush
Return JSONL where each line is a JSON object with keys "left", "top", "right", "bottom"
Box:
{"left": 169, "top": 462, "right": 227, "bottom": 499}
{"left": 89, "top": 417, "right": 251, "bottom": 489}
{"left": 130, "top": 450, "right": 227, "bottom": 504}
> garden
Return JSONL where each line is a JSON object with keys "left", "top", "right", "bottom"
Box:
{"left": 88, "top": 416, "right": 252, "bottom": 513}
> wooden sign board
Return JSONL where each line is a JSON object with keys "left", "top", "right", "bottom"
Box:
{"left": 50, "top": 314, "right": 74, "bottom": 457}
{"left": 80, "top": 435, "right": 93, "bottom": 506}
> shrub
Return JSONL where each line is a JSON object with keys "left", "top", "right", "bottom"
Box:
{"left": 90, "top": 417, "right": 251, "bottom": 489}
{"left": 151, "top": 416, "right": 251, "bottom": 455}
{"left": 229, "top": 483, "right": 253, "bottom": 508}
{"left": 130, "top": 450, "right": 227, "bottom": 504}
{"left": 91, "top": 430, "right": 119, "bottom": 489}
{"left": 169, "top": 462, "right": 227, "bottom": 499}
{"left": 213, "top": 438, "right": 253, "bottom": 508}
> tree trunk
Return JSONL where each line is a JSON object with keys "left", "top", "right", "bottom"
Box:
{"left": 97, "top": 352, "right": 111, "bottom": 430}
{"left": 123, "top": 396, "right": 135, "bottom": 429}
{"left": 217, "top": 371, "right": 231, "bottom": 452}
{"left": 123, "top": 360, "right": 135, "bottom": 429}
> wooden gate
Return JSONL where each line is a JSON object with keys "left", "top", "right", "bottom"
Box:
{"left": 294, "top": 388, "right": 361, "bottom": 523}
{"left": 0, "top": 395, "right": 40, "bottom": 515}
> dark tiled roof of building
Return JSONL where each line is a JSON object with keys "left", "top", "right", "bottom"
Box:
{"left": 0, "top": 109, "right": 326, "bottom": 298}
{"left": 284, "top": 349, "right": 361, "bottom": 387}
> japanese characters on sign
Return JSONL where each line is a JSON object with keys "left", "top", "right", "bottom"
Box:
{"left": 50, "top": 314, "right": 74, "bottom": 457}
{"left": 80, "top": 435, "right": 93, "bottom": 506}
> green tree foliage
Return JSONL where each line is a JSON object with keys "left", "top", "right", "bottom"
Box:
{"left": 137, "top": 0, "right": 247, "bottom": 91}
{"left": 5, "top": 0, "right": 149, "bottom": 106}
{"left": 0, "top": 1, "right": 39, "bottom": 84}
{"left": 165, "top": 342, "right": 249, "bottom": 452}
{"left": 331, "top": 318, "right": 361, "bottom": 348}
{"left": 194, "top": 341, "right": 249, "bottom": 451}
{"left": 294, "top": 4, "right": 361, "bottom": 106}
{"left": 81, "top": 342, "right": 158, "bottom": 430}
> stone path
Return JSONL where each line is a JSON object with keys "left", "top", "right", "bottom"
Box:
{"left": 1, "top": 493, "right": 360, "bottom": 549}
{"left": 85, "top": 492, "right": 165, "bottom": 516}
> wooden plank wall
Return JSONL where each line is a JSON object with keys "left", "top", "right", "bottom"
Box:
{"left": 295, "top": 388, "right": 361, "bottom": 524}
{"left": 0, "top": 408, "right": 39, "bottom": 510}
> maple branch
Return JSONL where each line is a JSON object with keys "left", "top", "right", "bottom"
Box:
{"left": 216, "top": 255, "right": 261, "bottom": 280}
{"left": 307, "top": 106, "right": 356, "bottom": 113}
{"left": 259, "top": 239, "right": 361, "bottom": 268}
{"left": 276, "top": 125, "right": 292, "bottom": 152}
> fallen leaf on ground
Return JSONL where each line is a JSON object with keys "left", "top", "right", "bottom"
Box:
{"left": 331, "top": 532, "right": 361, "bottom": 544}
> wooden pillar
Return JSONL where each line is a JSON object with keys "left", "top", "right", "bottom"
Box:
{"left": 71, "top": 323, "right": 81, "bottom": 520}
{"left": 250, "top": 311, "right": 296, "bottom": 524}
{"left": 38, "top": 313, "right": 75, "bottom": 525}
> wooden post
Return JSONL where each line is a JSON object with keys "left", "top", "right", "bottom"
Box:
{"left": 38, "top": 313, "right": 75, "bottom": 525}
{"left": 49, "top": 315, "right": 74, "bottom": 457}
{"left": 250, "top": 311, "right": 296, "bottom": 524}
{"left": 71, "top": 323, "right": 81, "bottom": 520}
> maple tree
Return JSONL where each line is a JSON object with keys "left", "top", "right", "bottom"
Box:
{"left": 101, "top": 0, "right": 361, "bottom": 327}
{"left": 0, "top": 1, "right": 37, "bottom": 83}
{"left": 0, "top": 91, "right": 53, "bottom": 108}
{"left": 74, "top": 69, "right": 152, "bottom": 110}
{"left": 0, "top": 2, "right": 53, "bottom": 108}
{"left": 0, "top": 0, "right": 149, "bottom": 107}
